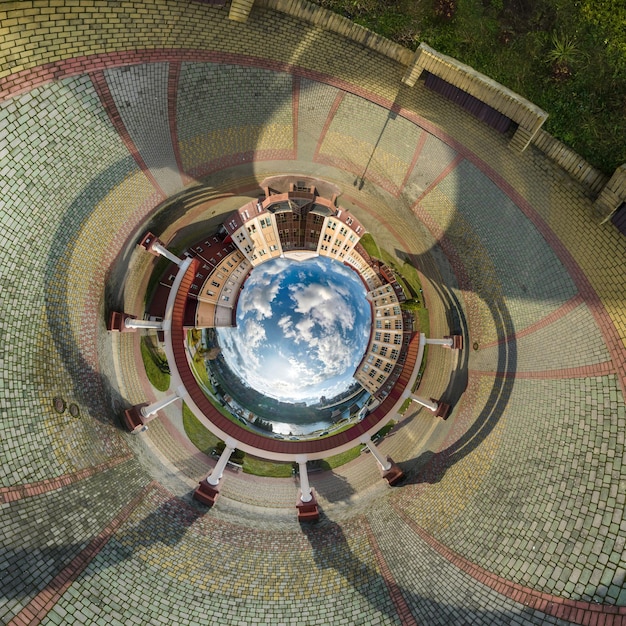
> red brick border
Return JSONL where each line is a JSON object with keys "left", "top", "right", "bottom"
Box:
{"left": 292, "top": 74, "right": 300, "bottom": 157}
{"left": 479, "top": 294, "right": 585, "bottom": 349}
{"left": 365, "top": 520, "right": 420, "bottom": 626}
{"left": 398, "top": 130, "right": 428, "bottom": 196}
{"left": 392, "top": 504, "right": 626, "bottom": 626}
{"left": 313, "top": 90, "right": 344, "bottom": 162}
{"left": 7, "top": 481, "right": 158, "bottom": 626}
{"left": 89, "top": 70, "right": 166, "bottom": 200}
{"left": 0, "top": 454, "right": 133, "bottom": 504}
{"left": 167, "top": 60, "right": 195, "bottom": 187}
{"left": 471, "top": 360, "right": 615, "bottom": 380}
{"left": 413, "top": 153, "right": 464, "bottom": 205}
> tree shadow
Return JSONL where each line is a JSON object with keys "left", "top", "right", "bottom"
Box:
{"left": 309, "top": 469, "right": 356, "bottom": 503}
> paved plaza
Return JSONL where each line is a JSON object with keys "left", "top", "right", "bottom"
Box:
{"left": 0, "top": 1, "right": 625, "bottom": 625}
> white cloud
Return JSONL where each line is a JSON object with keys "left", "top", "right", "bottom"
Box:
{"left": 216, "top": 256, "right": 371, "bottom": 405}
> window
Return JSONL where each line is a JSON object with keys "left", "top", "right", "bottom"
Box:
{"left": 377, "top": 374, "right": 385, "bottom": 383}
{"left": 384, "top": 362, "right": 393, "bottom": 373}
{"left": 206, "top": 290, "right": 214, "bottom": 296}
{"left": 383, "top": 333, "right": 391, "bottom": 343}
{"left": 375, "top": 320, "right": 382, "bottom": 329}
{"left": 379, "top": 347, "right": 388, "bottom": 357}
{"left": 339, "top": 226, "right": 347, "bottom": 236}
{"left": 371, "top": 344, "right": 379, "bottom": 353}
{"left": 375, "top": 331, "right": 382, "bottom": 341}
{"left": 222, "top": 295, "right": 230, "bottom": 301}
{"left": 393, "top": 334, "right": 402, "bottom": 345}
{"left": 369, "top": 369, "right": 376, "bottom": 378}
{"left": 269, "top": 244, "right": 277, "bottom": 251}
{"left": 391, "top": 349, "right": 399, "bottom": 360}
{"left": 211, "top": 280, "right": 220, "bottom": 287}
{"left": 395, "top": 320, "right": 403, "bottom": 329}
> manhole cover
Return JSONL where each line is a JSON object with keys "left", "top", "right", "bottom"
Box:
{"left": 69, "top": 403, "right": 80, "bottom": 418}
{"left": 472, "top": 342, "right": 479, "bottom": 351}
{"left": 53, "top": 397, "right": 66, "bottom": 413}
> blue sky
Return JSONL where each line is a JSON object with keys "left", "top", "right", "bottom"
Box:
{"left": 216, "top": 256, "right": 371, "bottom": 405}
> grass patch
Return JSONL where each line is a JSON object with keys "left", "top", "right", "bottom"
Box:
{"left": 398, "top": 397, "right": 413, "bottom": 415}
{"left": 242, "top": 456, "right": 294, "bottom": 478}
{"left": 415, "top": 307, "right": 430, "bottom": 335}
{"left": 183, "top": 408, "right": 400, "bottom": 476}
{"left": 312, "top": 0, "right": 625, "bottom": 174}
{"left": 319, "top": 419, "right": 397, "bottom": 469}
{"left": 359, "top": 233, "right": 380, "bottom": 258}
{"left": 183, "top": 406, "right": 293, "bottom": 477}
{"left": 140, "top": 336, "right": 170, "bottom": 392}
{"left": 318, "top": 445, "right": 362, "bottom": 470}
{"left": 183, "top": 403, "right": 220, "bottom": 452}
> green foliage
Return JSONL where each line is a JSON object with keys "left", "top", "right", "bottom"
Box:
{"left": 311, "top": 0, "right": 626, "bottom": 173}
{"left": 545, "top": 32, "right": 582, "bottom": 66}
{"left": 140, "top": 336, "right": 170, "bottom": 392}
{"left": 401, "top": 298, "right": 422, "bottom": 311}
{"left": 253, "top": 416, "right": 274, "bottom": 432}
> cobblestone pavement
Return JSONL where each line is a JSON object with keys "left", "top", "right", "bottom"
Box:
{"left": 1, "top": 2, "right": 625, "bottom": 625}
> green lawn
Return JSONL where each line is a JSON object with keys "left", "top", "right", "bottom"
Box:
{"left": 182, "top": 403, "right": 220, "bottom": 452}
{"left": 140, "top": 336, "right": 170, "bottom": 392}
{"left": 313, "top": 0, "right": 625, "bottom": 174}
{"left": 183, "top": 404, "right": 399, "bottom": 477}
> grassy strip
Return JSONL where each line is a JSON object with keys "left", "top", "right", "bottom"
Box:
{"left": 183, "top": 406, "right": 399, "bottom": 476}
{"left": 359, "top": 233, "right": 380, "bottom": 258}
{"left": 318, "top": 445, "right": 362, "bottom": 470}
{"left": 183, "top": 405, "right": 293, "bottom": 477}
{"left": 140, "top": 336, "right": 170, "bottom": 392}
{"left": 318, "top": 420, "right": 396, "bottom": 469}
{"left": 182, "top": 402, "right": 220, "bottom": 452}
{"left": 242, "top": 456, "right": 293, "bottom": 478}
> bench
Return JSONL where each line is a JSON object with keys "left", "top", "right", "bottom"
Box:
{"left": 402, "top": 43, "right": 548, "bottom": 152}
